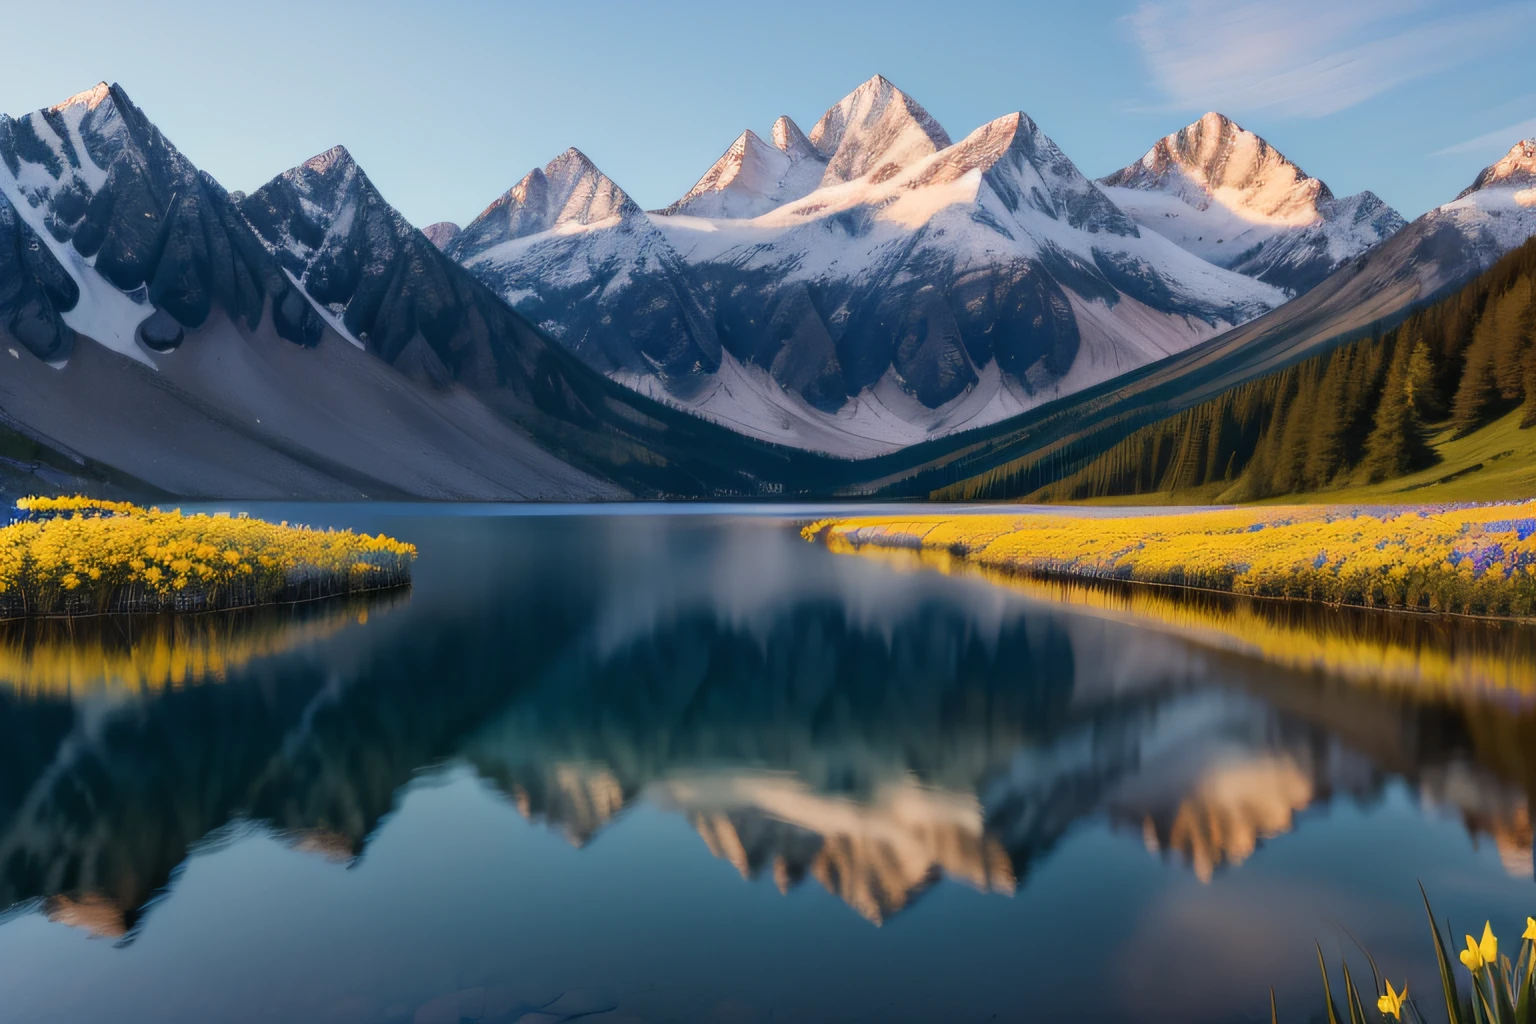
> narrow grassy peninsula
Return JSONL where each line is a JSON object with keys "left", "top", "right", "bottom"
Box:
{"left": 805, "top": 503, "right": 1536, "bottom": 618}
{"left": 0, "top": 497, "right": 416, "bottom": 617}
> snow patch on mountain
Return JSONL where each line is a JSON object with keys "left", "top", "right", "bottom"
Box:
{"left": 616, "top": 350, "right": 1033, "bottom": 456}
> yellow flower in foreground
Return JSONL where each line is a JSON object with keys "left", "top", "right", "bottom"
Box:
{"left": 1524, "top": 916, "right": 1536, "bottom": 941}
{"left": 1377, "top": 979, "right": 1407, "bottom": 1020}
{"left": 1461, "top": 922, "right": 1497, "bottom": 971}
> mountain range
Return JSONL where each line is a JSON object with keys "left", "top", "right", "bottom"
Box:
{"left": 0, "top": 78, "right": 1533, "bottom": 498}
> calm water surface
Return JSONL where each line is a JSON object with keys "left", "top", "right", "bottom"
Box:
{"left": 0, "top": 506, "right": 1533, "bottom": 1024}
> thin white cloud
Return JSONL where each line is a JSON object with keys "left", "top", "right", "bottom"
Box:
{"left": 1128, "top": 0, "right": 1536, "bottom": 118}
{"left": 1434, "top": 115, "right": 1536, "bottom": 156}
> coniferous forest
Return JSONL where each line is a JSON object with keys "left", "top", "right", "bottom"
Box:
{"left": 1034, "top": 236, "right": 1536, "bottom": 502}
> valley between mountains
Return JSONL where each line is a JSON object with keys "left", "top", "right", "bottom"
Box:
{"left": 1, "top": 77, "right": 1534, "bottom": 501}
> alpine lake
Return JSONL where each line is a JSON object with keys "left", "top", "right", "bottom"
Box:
{"left": 0, "top": 504, "right": 1532, "bottom": 1024}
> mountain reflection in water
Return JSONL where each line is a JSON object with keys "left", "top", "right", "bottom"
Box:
{"left": 0, "top": 509, "right": 1533, "bottom": 1024}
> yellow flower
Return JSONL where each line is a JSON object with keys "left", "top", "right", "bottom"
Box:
{"left": 1524, "top": 917, "right": 1536, "bottom": 941}
{"left": 1461, "top": 922, "right": 1498, "bottom": 971}
{"left": 1376, "top": 979, "right": 1407, "bottom": 1020}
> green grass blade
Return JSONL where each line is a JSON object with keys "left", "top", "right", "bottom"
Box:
{"left": 1497, "top": 957, "right": 1519, "bottom": 1023}
{"left": 1271, "top": 986, "right": 1279, "bottom": 1024}
{"left": 1342, "top": 924, "right": 1384, "bottom": 1000}
{"left": 1471, "top": 973, "right": 1492, "bottom": 1024}
{"left": 1318, "top": 943, "right": 1343, "bottom": 1024}
{"left": 1421, "top": 884, "right": 1466, "bottom": 1024}
{"left": 1344, "top": 961, "right": 1369, "bottom": 1024}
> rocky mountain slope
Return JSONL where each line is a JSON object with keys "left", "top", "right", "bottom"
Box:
{"left": 450, "top": 77, "right": 1288, "bottom": 457}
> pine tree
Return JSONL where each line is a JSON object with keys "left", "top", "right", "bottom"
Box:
{"left": 1522, "top": 342, "right": 1536, "bottom": 428}
{"left": 1450, "top": 333, "right": 1501, "bottom": 436}
{"left": 1363, "top": 341, "right": 1436, "bottom": 481}
{"left": 1488, "top": 277, "right": 1534, "bottom": 400}
{"left": 1404, "top": 338, "right": 1442, "bottom": 423}
{"left": 1304, "top": 350, "right": 1350, "bottom": 486}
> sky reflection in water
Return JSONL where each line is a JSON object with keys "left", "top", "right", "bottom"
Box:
{"left": 0, "top": 508, "right": 1532, "bottom": 1024}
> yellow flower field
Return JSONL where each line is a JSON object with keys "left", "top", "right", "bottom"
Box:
{"left": 0, "top": 497, "right": 416, "bottom": 617}
{"left": 805, "top": 502, "right": 1536, "bottom": 619}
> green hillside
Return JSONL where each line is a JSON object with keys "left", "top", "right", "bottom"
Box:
{"left": 1024, "top": 236, "right": 1536, "bottom": 506}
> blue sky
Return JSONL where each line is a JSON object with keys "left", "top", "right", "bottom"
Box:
{"left": 3, "top": 0, "right": 1534, "bottom": 227}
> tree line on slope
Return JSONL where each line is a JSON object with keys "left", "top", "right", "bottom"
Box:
{"left": 1031, "top": 236, "right": 1536, "bottom": 502}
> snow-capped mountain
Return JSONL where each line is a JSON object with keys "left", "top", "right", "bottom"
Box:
{"left": 451, "top": 76, "right": 1287, "bottom": 456}
{"left": 661, "top": 116, "right": 826, "bottom": 218}
{"left": 1432, "top": 138, "right": 1536, "bottom": 255}
{"left": 914, "top": 136, "right": 1536, "bottom": 502}
{"left": 0, "top": 83, "right": 314, "bottom": 362}
{"left": 445, "top": 149, "right": 719, "bottom": 382}
{"left": 1098, "top": 112, "right": 1406, "bottom": 296}
{"left": 0, "top": 89, "right": 634, "bottom": 499}
{"left": 0, "top": 83, "right": 834, "bottom": 501}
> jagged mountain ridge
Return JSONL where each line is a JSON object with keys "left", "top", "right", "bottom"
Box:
{"left": 1098, "top": 112, "right": 1406, "bottom": 296}
{"left": 450, "top": 76, "right": 1288, "bottom": 457}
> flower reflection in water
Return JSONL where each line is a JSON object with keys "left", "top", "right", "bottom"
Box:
{"left": 0, "top": 590, "right": 408, "bottom": 698}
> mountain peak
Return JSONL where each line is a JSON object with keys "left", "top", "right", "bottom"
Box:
{"left": 772, "top": 115, "right": 815, "bottom": 157}
{"left": 913, "top": 111, "right": 1135, "bottom": 235}
{"left": 457, "top": 148, "right": 639, "bottom": 249}
{"left": 662, "top": 123, "right": 826, "bottom": 218}
{"left": 421, "top": 222, "right": 461, "bottom": 250}
{"left": 547, "top": 146, "right": 599, "bottom": 175}
{"left": 1457, "top": 139, "right": 1536, "bottom": 199}
{"left": 49, "top": 82, "right": 112, "bottom": 113}
{"left": 1098, "top": 115, "right": 1404, "bottom": 294}
{"left": 301, "top": 145, "right": 355, "bottom": 176}
{"left": 809, "top": 75, "right": 952, "bottom": 186}
{"left": 1101, "top": 113, "right": 1329, "bottom": 226}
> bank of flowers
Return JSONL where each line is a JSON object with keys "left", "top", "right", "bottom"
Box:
{"left": 804, "top": 503, "right": 1536, "bottom": 618}
{"left": 0, "top": 497, "right": 416, "bottom": 617}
